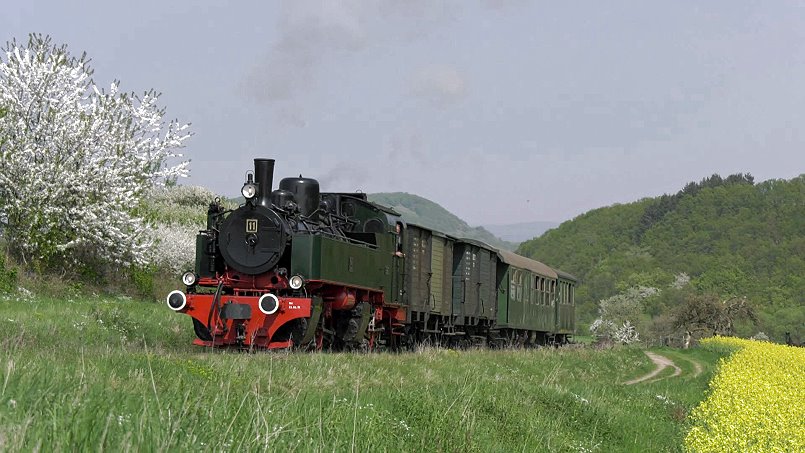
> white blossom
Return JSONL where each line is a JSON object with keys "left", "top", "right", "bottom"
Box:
{"left": 590, "top": 319, "right": 640, "bottom": 344}
{"left": 589, "top": 318, "right": 614, "bottom": 336}
{"left": 613, "top": 320, "right": 640, "bottom": 344}
{"left": 144, "top": 185, "right": 223, "bottom": 226}
{"left": 140, "top": 185, "right": 235, "bottom": 274}
{"left": 591, "top": 286, "right": 658, "bottom": 344}
{"left": 750, "top": 331, "right": 770, "bottom": 342}
{"left": 0, "top": 35, "right": 191, "bottom": 268}
{"left": 671, "top": 272, "right": 690, "bottom": 289}
{"left": 148, "top": 221, "right": 201, "bottom": 273}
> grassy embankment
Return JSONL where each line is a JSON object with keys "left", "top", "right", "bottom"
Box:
{"left": 0, "top": 296, "right": 722, "bottom": 451}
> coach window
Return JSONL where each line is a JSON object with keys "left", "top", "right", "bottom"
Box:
{"left": 511, "top": 270, "right": 518, "bottom": 302}
{"left": 551, "top": 281, "right": 557, "bottom": 306}
{"left": 541, "top": 278, "right": 547, "bottom": 305}
{"left": 512, "top": 271, "right": 518, "bottom": 302}
{"left": 510, "top": 273, "right": 516, "bottom": 298}
{"left": 535, "top": 277, "right": 540, "bottom": 305}
{"left": 534, "top": 276, "right": 540, "bottom": 305}
{"left": 558, "top": 282, "right": 563, "bottom": 305}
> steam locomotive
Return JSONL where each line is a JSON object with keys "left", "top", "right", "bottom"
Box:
{"left": 166, "top": 158, "right": 576, "bottom": 350}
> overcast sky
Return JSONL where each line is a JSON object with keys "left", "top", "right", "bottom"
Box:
{"left": 4, "top": 1, "right": 805, "bottom": 225}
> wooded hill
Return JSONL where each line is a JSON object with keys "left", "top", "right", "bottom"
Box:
{"left": 518, "top": 174, "right": 805, "bottom": 341}
{"left": 368, "top": 192, "right": 517, "bottom": 250}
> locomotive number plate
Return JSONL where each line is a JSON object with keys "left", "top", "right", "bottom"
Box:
{"left": 246, "top": 219, "right": 258, "bottom": 233}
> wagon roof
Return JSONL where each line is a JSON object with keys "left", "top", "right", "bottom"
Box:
{"left": 406, "top": 223, "right": 450, "bottom": 238}
{"left": 452, "top": 237, "right": 496, "bottom": 250}
{"left": 496, "top": 249, "right": 557, "bottom": 279}
{"left": 554, "top": 268, "right": 578, "bottom": 282}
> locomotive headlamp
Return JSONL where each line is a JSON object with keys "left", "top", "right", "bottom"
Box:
{"left": 241, "top": 182, "right": 257, "bottom": 200}
{"left": 289, "top": 275, "right": 305, "bottom": 290}
{"left": 166, "top": 290, "right": 187, "bottom": 311}
{"left": 181, "top": 271, "right": 197, "bottom": 286}
{"left": 241, "top": 172, "right": 257, "bottom": 200}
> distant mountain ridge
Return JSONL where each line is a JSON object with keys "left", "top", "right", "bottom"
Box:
{"left": 368, "top": 192, "right": 517, "bottom": 251}
{"left": 483, "top": 221, "right": 560, "bottom": 243}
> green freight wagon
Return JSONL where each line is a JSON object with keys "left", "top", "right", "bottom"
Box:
{"left": 451, "top": 239, "right": 497, "bottom": 329}
{"left": 402, "top": 224, "right": 455, "bottom": 338}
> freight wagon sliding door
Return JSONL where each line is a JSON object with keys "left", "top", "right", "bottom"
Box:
{"left": 441, "top": 239, "right": 454, "bottom": 315}
{"left": 452, "top": 245, "right": 471, "bottom": 324}
{"left": 405, "top": 226, "right": 431, "bottom": 314}
{"left": 464, "top": 246, "right": 481, "bottom": 320}
{"left": 477, "top": 249, "right": 494, "bottom": 319}
{"left": 430, "top": 236, "right": 445, "bottom": 313}
{"left": 496, "top": 264, "right": 510, "bottom": 326}
{"left": 452, "top": 242, "right": 493, "bottom": 324}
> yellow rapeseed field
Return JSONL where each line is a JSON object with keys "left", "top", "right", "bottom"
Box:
{"left": 685, "top": 336, "right": 805, "bottom": 453}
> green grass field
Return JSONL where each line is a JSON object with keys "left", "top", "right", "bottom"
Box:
{"left": 0, "top": 296, "right": 723, "bottom": 452}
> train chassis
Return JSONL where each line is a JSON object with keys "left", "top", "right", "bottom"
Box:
{"left": 170, "top": 290, "right": 568, "bottom": 351}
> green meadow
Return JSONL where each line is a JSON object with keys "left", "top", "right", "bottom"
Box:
{"left": 0, "top": 296, "right": 722, "bottom": 452}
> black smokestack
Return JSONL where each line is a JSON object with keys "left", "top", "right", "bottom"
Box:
{"left": 254, "top": 158, "right": 275, "bottom": 207}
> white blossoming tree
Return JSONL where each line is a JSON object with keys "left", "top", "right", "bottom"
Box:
{"left": 590, "top": 286, "right": 659, "bottom": 344}
{"left": 0, "top": 35, "right": 190, "bottom": 271}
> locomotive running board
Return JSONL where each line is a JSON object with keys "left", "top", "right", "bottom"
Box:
{"left": 192, "top": 339, "right": 293, "bottom": 349}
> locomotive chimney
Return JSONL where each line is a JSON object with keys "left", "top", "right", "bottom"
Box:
{"left": 254, "top": 158, "right": 275, "bottom": 207}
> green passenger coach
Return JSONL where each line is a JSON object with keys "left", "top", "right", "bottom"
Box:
{"left": 495, "top": 249, "right": 568, "bottom": 344}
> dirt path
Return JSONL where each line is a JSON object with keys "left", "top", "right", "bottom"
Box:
{"left": 690, "top": 359, "right": 702, "bottom": 377}
{"left": 674, "top": 354, "right": 703, "bottom": 378}
{"left": 625, "top": 351, "right": 682, "bottom": 385}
